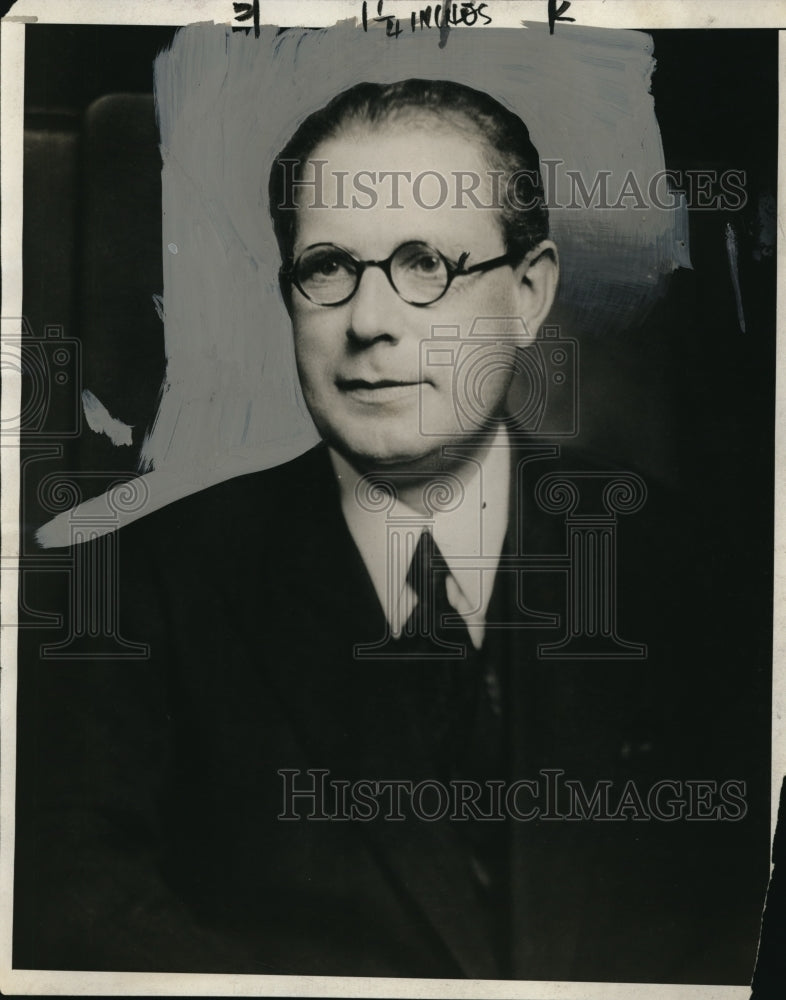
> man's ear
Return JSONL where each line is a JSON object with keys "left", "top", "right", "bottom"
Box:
{"left": 511, "top": 239, "right": 559, "bottom": 344}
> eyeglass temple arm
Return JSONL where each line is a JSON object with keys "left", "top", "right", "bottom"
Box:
{"left": 459, "top": 250, "right": 518, "bottom": 276}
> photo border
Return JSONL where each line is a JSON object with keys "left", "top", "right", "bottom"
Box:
{"left": 1, "top": 3, "right": 783, "bottom": 997}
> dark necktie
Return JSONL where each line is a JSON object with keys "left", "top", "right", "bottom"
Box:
{"left": 403, "top": 529, "right": 473, "bottom": 656}
{"left": 401, "top": 530, "right": 479, "bottom": 774}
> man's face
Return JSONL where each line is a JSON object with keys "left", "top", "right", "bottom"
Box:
{"left": 288, "top": 121, "right": 553, "bottom": 472}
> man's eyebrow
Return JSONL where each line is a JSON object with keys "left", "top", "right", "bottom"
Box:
{"left": 292, "top": 239, "right": 360, "bottom": 259}
{"left": 290, "top": 234, "right": 473, "bottom": 265}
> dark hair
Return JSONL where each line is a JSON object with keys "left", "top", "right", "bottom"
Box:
{"left": 268, "top": 78, "right": 549, "bottom": 267}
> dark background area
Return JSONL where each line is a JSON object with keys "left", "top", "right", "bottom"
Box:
{"left": 17, "top": 23, "right": 780, "bottom": 988}
{"left": 21, "top": 25, "right": 176, "bottom": 542}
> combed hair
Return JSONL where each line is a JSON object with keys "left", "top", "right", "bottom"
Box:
{"left": 269, "top": 78, "right": 549, "bottom": 266}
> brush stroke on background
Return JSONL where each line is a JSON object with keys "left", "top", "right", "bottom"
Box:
{"left": 37, "top": 19, "right": 687, "bottom": 546}
{"left": 81, "top": 389, "right": 134, "bottom": 447}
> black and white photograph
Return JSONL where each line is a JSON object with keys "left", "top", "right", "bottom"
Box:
{"left": 0, "top": 1, "right": 783, "bottom": 995}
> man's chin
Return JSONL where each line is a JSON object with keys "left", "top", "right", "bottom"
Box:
{"left": 314, "top": 403, "right": 507, "bottom": 473}
{"left": 328, "top": 440, "right": 442, "bottom": 475}
{"left": 324, "top": 431, "right": 492, "bottom": 477}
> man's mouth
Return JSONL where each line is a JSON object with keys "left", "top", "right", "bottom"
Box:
{"left": 337, "top": 378, "right": 422, "bottom": 390}
{"left": 336, "top": 377, "right": 429, "bottom": 403}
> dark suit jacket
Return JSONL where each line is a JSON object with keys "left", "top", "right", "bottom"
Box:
{"left": 13, "top": 442, "right": 770, "bottom": 982}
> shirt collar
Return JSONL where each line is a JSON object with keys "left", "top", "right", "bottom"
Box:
{"left": 329, "top": 426, "right": 510, "bottom": 647}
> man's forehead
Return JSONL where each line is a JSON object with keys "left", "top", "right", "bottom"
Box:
{"left": 292, "top": 127, "right": 506, "bottom": 258}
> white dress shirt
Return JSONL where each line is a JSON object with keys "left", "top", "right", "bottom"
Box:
{"left": 330, "top": 426, "right": 510, "bottom": 649}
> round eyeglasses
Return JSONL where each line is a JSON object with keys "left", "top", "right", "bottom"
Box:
{"left": 281, "top": 240, "right": 517, "bottom": 307}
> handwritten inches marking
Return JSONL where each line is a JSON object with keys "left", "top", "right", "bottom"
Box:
{"left": 361, "top": 1, "right": 492, "bottom": 39}
{"left": 231, "top": 2, "right": 576, "bottom": 41}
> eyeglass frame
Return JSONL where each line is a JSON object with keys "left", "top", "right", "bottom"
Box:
{"left": 279, "top": 240, "right": 521, "bottom": 308}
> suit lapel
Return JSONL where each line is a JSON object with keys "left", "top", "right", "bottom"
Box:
{"left": 241, "top": 444, "right": 498, "bottom": 978}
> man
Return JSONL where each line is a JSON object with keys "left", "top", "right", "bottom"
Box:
{"left": 269, "top": 79, "right": 558, "bottom": 656}
{"left": 13, "top": 79, "right": 767, "bottom": 983}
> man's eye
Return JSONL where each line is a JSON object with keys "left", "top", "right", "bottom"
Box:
{"left": 397, "top": 245, "right": 444, "bottom": 276}
{"left": 411, "top": 253, "right": 441, "bottom": 274}
{"left": 300, "top": 252, "right": 352, "bottom": 282}
{"left": 315, "top": 257, "right": 341, "bottom": 276}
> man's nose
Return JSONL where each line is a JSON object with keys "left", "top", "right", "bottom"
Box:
{"left": 346, "top": 266, "right": 404, "bottom": 343}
